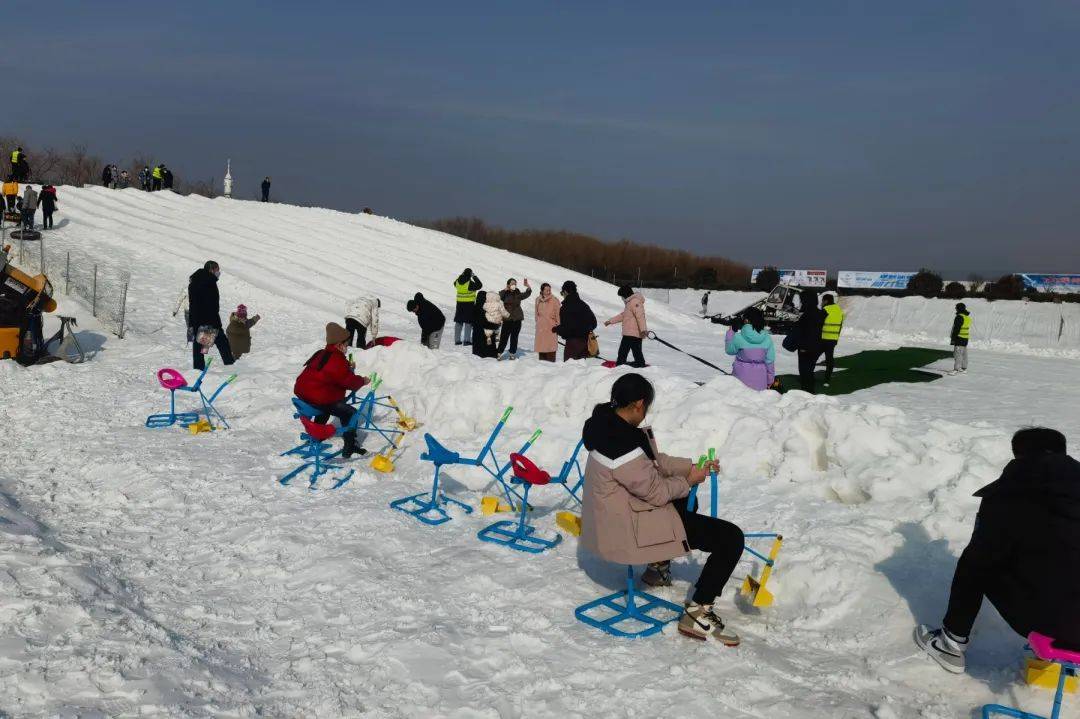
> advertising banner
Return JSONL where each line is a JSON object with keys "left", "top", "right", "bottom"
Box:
{"left": 750, "top": 268, "right": 827, "bottom": 287}
{"left": 1019, "top": 274, "right": 1080, "bottom": 294}
{"left": 837, "top": 271, "right": 915, "bottom": 290}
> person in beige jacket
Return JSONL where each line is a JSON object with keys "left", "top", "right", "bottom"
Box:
{"left": 604, "top": 285, "right": 649, "bottom": 368}
{"left": 533, "top": 282, "right": 560, "bottom": 361}
{"left": 580, "top": 373, "right": 745, "bottom": 644}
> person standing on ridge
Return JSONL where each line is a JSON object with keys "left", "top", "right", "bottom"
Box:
{"left": 20, "top": 185, "right": 38, "bottom": 230}
{"left": 820, "top": 294, "right": 844, "bottom": 387}
{"left": 261, "top": 176, "right": 271, "bottom": 202}
{"left": 915, "top": 427, "right": 1080, "bottom": 674}
{"left": 794, "top": 288, "right": 825, "bottom": 394}
{"left": 152, "top": 164, "right": 163, "bottom": 191}
{"left": 534, "top": 282, "right": 560, "bottom": 362}
{"left": 948, "top": 303, "right": 971, "bottom": 375}
{"left": 187, "top": 260, "right": 236, "bottom": 371}
{"left": 497, "top": 277, "right": 531, "bottom": 359}
{"left": 604, "top": 284, "right": 648, "bottom": 368}
{"left": 139, "top": 166, "right": 151, "bottom": 191}
{"left": 10, "top": 147, "right": 28, "bottom": 181}
{"left": 163, "top": 166, "right": 174, "bottom": 189}
{"left": 406, "top": 293, "right": 446, "bottom": 349}
{"left": 453, "top": 268, "right": 482, "bottom": 345}
{"left": 102, "top": 164, "right": 113, "bottom": 187}
{"left": 554, "top": 280, "right": 597, "bottom": 361}
{"left": 344, "top": 295, "right": 380, "bottom": 349}
{"left": 38, "top": 184, "right": 57, "bottom": 229}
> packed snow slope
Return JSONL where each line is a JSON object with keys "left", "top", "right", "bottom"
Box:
{"left": 656, "top": 288, "right": 1080, "bottom": 356}
{"left": 2, "top": 187, "right": 1079, "bottom": 718}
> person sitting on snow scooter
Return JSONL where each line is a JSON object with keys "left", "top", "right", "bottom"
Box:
{"left": 293, "top": 323, "right": 370, "bottom": 459}
{"left": 915, "top": 427, "right": 1080, "bottom": 673}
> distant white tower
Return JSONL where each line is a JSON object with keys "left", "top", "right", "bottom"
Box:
{"left": 223, "top": 159, "right": 233, "bottom": 198}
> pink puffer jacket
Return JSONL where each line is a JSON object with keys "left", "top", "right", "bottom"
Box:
{"left": 607, "top": 293, "right": 648, "bottom": 338}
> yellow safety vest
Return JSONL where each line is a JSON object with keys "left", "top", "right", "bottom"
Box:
{"left": 821, "top": 304, "right": 844, "bottom": 341}
{"left": 10, "top": 150, "right": 19, "bottom": 163}
{"left": 455, "top": 279, "right": 477, "bottom": 304}
{"left": 152, "top": 166, "right": 162, "bottom": 179}
{"left": 958, "top": 314, "right": 971, "bottom": 340}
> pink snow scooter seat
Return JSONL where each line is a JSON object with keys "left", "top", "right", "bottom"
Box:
{"left": 157, "top": 367, "right": 188, "bottom": 390}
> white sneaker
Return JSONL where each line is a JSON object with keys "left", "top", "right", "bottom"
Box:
{"left": 678, "top": 603, "right": 740, "bottom": 646}
{"left": 945, "top": 370, "right": 959, "bottom": 376}
{"left": 914, "top": 625, "right": 968, "bottom": 673}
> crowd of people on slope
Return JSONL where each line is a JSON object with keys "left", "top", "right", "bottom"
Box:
{"left": 2, "top": 176, "right": 58, "bottom": 231}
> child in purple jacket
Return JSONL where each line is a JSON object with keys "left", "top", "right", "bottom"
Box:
{"left": 724, "top": 307, "right": 776, "bottom": 391}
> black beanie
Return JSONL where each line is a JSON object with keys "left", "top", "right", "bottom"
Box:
{"left": 561, "top": 280, "right": 577, "bottom": 294}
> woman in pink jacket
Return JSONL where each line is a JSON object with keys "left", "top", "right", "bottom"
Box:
{"left": 604, "top": 285, "right": 648, "bottom": 367}
{"left": 534, "top": 282, "right": 560, "bottom": 362}
{"left": 580, "top": 373, "right": 745, "bottom": 644}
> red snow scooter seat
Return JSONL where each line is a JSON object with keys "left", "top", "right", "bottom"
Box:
{"left": 300, "top": 416, "right": 338, "bottom": 442}
{"left": 509, "top": 453, "right": 551, "bottom": 486}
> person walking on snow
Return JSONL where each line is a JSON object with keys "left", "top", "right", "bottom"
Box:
{"left": 948, "top": 303, "right": 971, "bottom": 375}
{"left": 453, "top": 268, "right": 482, "bottom": 345}
{"left": 406, "top": 293, "right": 446, "bottom": 349}
{"left": 554, "top": 280, "right": 597, "bottom": 361}
{"left": 581, "top": 373, "right": 746, "bottom": 645}
{"left": 915, "top": 427, "right": 1080, "bottom": 673}
{"left": 20, "top": 185, "right": 38, "bottom": 230}
{"left": 261, "top": 176, "right": 271, "bottom": 202}
{"left": 38, "top": 184, "right": 57, "bottom": 229}
{"left": 701, "top": 291, "right": 710, "bottom": 317}
{"left": 604, "top": 285, "right": 648, "bottom": 368}
{"left": 497, "top": 277, "right": 531, "bottom": 359}
{"left": 725, "top": 307, "right": 775, "bottom": 391}
{"left": 225, "top": 304, "right": 261, "bottom": 361}
{"left": 344, "top": 296, "right": 380, "bottom": 349}
{"left": 820, "top": 294, "right": 844, "bottom": 387}
{"left": 534, "top": 282, "right": 560, "bottom": 362}
{"left": 293, "top": 323, "right": 370, "bottom": 459}
{"left": 794, "top": 289, "right": 825, "bottom": 394}
{"left": 187, "top": 260, "right": 236, "bottom": 371}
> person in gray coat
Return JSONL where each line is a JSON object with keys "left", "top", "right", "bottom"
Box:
{"left": 21, "top": 185, "right": 38, "bottom": 229}
{"left": 497, "top": 277, "right": 531, "bottom": 359}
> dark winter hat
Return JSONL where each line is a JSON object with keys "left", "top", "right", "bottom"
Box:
{"left": 617, "top": 285, "right": 634, "bottom": 299}
{"left": 406, "top": 299, "right": 418, "bottom": 312}
{"left": 561, "top": 280, "right": 577, "bottom": 294}
{"left": 956, "top": 302, "right": 967, "bottom": 311}
{"left": 326, "top": 322, "right": 350, "bottom": 345}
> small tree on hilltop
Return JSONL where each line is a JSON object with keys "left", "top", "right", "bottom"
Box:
{"left": 988, "top": 274, "right": 1025, "bottom": 300}
{"left": 755, "top": 266, "right": 780, "bottom": 291}
{"left": 943, "top": 281, "right": 966, "bottom": 299}
{"left": 907, "top": 268, "right": 943, "bottom": 298}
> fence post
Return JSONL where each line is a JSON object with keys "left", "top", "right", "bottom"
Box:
{"left": 40, "top": 235, "right": 45, "bottom": 275}
{"left": 117, "top": 274, "right": 130, "bottom": 339}
{"left": 92, "top": 264, "right": 98, "bottom": 317}
{"left": 65, "top": 252, "right": 70, "bottom": 295}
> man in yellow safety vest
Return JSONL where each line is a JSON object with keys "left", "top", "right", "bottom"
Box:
{"left": 949, "top": 303, "right": 971, "bottom": 375}
{"left": 452, "top": 267, "right": 482, "bottom": 345}
{"left": 820, "top": 294, "right": 844, "bottom": 387}
{"left": 151, "top": 164, "right": 163, "bottom": 191}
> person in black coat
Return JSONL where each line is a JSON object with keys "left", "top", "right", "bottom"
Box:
{"left": 261, "top": 176, "right": 271, "bottom": 202}
{"left": 407, "top": 293, "right": 446, "bottom": 349}
{"left": 38, "top": 185, "right": 57, "bottom": 229}
{"left": 163, "top": 167, "right": 174, "bottom": 189}
{"left": 187, "top": 260, "right": 235, "bottom": 370}
{"left": 916, "top": 427, "right": 1080, "bottom": 673}
{"left": 794, "top": 289, "right": 825, "bottom": 393}
{"left": 470, "top": 291, "right": 499, "bottom": 358}
{"left": 554, "top": 280, "right": 597, "bottom": 361}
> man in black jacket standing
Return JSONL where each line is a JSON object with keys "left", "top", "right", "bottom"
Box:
{"left": 407, "top": 293, "right": 446, "bottom": 349}
{"left": 554, "top": 280, "right": 596, "bottom": 361}
{"left": 794, "top": 289, "right": 825, "bottom": 393}
{"left": 188, "top": 260, "right": 235, "bottom": 370}
{"left": 916, "top": 427, "right": 1080, "bottom": 673}
{"left": 261, "top": 176, "right": 271, "bottom": 202}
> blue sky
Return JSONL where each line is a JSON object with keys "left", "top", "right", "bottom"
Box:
{"left": 9, "top": 1, "right": 1080, "bottom": 273}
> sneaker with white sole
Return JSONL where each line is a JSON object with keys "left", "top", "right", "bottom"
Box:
{"left": 914, "top": 624, "right": 968, "bottom": 673}
{"left": 678, "top": 602, "right": 740, "bottom": 646}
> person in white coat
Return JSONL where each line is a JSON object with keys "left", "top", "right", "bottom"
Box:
{"left": 344, "top": 296, "right": 380, "bottom": 348}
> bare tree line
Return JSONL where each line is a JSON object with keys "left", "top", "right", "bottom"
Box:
{"left": 419, "top": 217, "right": 749, "bottom": 290}
{"left": 0, "top": 136, "right": 216, "bottom": 197}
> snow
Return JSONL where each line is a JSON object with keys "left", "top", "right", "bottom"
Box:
{"left": 2, "top": 187, "right": 1078, "bottom": 717}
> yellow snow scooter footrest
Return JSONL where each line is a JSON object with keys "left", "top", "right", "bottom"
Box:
{"left": 480, "top": 496, "right": 515, "bottom": 515}
{"left": 1026, "top": 658, "right": 1079, "bottom": 693}
{"left": 741, "top": 535, "right": 783, "bottom": 607}
{"left": 556, "top": 511, "right": 581, "bottom": 537}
